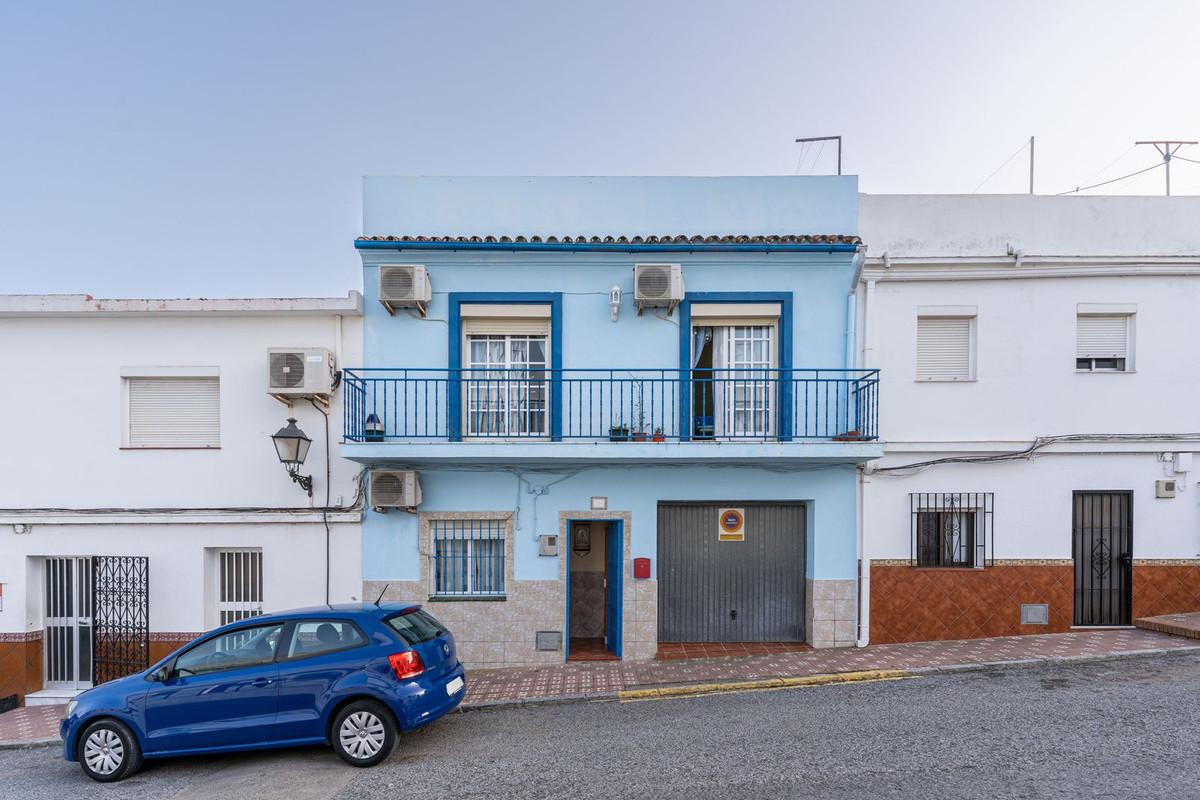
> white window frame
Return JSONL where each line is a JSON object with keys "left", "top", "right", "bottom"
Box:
{"left": 462, "top": 313, "right": 551, "bottom": 440}
{"left": 121, "top": 367, "right": 220, "bottom": 449}
{"left": 212, "top": 548, "right": 264, "bottom": 627}
{"left": 1075, "top": 305, "right": 1135, "bottom": 373}
{"left": 915, "top": 307, "right": 977, "bottom": 382}
{"left": 690, "top": 306, "right": 781, "bottom": 440}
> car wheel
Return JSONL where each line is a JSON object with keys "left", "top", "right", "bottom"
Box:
{"left": 332, "top": 700, "right": 397, "bottom": 767}
{"left": 78, "top": 719, "right": 142, "bottom": 782}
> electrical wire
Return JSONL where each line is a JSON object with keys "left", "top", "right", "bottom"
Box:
{"left": 310, "top": 398, "right": 333, "bottom": 605}
{"left": 3, "top": 468, "right": 369, "bottom": 516}
{"left": 1171, "top": 154, "right": 1200, "bottom": 166}
{"left": 807, "top": 140, "right": 826, "bottom": 175}
{"left": 871, "top": 433, "right": 1200, "bottom": 476}
{"left": 1056, "top": 162, "right": 1164, "bottom": 195}
{"left": 972, "top": 139, "right": 1031, "bottom": 193}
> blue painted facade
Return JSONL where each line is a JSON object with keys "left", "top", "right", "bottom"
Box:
{"left": 346, "top": 177, "right": 880, "bottom": 657}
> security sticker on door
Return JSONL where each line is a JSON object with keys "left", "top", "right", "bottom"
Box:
{"left": 718, "top": 508, "right": 745, "bottom": 542}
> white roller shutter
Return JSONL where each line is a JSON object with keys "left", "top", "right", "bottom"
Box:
{"left": 1076, "top": 315, "right": 1129, "bottom": 358}
{"left": 127, "top": 377, "right": 220, "bottom": 447}
{"left": 916, "top": 317, "right": 972, "bottom": 380}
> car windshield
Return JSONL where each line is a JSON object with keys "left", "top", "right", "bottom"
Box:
{"left": 384, "top": 609, "right": 446, "bottom": 645}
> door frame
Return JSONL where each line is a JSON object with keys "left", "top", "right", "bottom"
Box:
{"left": 1072, "top": 490, "right": 1133, "bottom": 626}
{"left": 43, "top": 556, "right": 94, "bottom": 690}
{"left": 564, "top": 518, "right": 624, "bottom": 661}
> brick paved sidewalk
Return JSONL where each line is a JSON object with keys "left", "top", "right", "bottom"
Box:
{"left": 5, "top": 628, "right": 1197, "bottom": 747}
{"left": 464, "top": 628, "right": 1198, "bottom": 704}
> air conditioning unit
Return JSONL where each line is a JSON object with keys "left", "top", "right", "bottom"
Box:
{"left": 634, "top": 263, "right": 684, "bottom": 314}
{"left": 267, "top": 347, "right": 335, "bottom": 403}
{"left": 379, "top": 265, "right": 431, "bottom": 316}
{"left": 371, "top": 470, "right": 422, "bottom": 511}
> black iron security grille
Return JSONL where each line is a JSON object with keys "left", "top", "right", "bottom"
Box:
{"left": 910, "top": 493, "right": 994, "bottom": 568}
{"left": 91, "top": 556, "right": 150, "bottom": 685}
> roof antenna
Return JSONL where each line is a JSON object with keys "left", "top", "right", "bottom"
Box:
{"left": 374, "top": 583, "right": 390, "bottom": 606}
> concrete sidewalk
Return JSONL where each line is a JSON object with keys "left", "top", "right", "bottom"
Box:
{"left": 5, "top": 628, "right": 1197, "bottom": 748}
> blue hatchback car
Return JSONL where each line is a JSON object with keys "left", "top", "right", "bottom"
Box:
{"left": 60, "top": 603, "right": 465, "bottom": 782}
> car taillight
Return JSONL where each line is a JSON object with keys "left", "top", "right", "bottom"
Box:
{"left": 388, "top": 650, "right": 424, "bottom": 680}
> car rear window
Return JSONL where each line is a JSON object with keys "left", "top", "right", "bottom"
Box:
{"left": 385, "top": 609, "right": 447, "bottom": 645}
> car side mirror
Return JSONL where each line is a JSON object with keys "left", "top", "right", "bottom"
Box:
{"left": 148, "top": 666, "right": 170, "bottom": 682}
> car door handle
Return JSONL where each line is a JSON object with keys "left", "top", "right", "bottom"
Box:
{"left": 250, "top": 677, "right": 274, "bottom": 687}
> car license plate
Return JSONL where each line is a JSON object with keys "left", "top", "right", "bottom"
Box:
{"left": 446, "top": 676, "right": 464, "bottom": 696}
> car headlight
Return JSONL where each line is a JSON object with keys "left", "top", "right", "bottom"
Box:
{"left": 65, "top": 700, "right": 77, "bottom": 718}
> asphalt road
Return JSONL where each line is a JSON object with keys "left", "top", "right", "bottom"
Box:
{"left": 4, "top": 652, "right": 1200, "bottom": 800}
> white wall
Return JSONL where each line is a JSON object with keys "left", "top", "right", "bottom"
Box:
{"left": 858, "top": 194, "right": 1200, "bottom": 562}
{"left": 0, "top": 310, "right": 362, "bottom": 508}
{"left": 864, "top": 274, "right": 1200, "bottom": 441}
{"left": 2, "top": 520, "right": 362, "bottom": 635}
{"left": 864, "top": 454, "right": 1200, "bottom": 561}
{"left": 0, "top": 302, "right": 365, "bottom": 636}
{"left": 861, "top": 194, "right": 1200, "bottom": 258}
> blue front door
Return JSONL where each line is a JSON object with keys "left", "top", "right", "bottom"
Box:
{"left": 605, "top": 522, "right": 622, "bottom": 657}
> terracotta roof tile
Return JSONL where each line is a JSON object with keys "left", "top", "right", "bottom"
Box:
{"left": 357, "top": 233, "right": 861, "bottom": 246}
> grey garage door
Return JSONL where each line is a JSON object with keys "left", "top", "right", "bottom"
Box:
{"left": 657, "top": 502, "right": 806, "bottom": 642}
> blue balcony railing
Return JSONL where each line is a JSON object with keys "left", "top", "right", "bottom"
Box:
{"left": 343, "top": 368, "right": 879, "bottom": 443}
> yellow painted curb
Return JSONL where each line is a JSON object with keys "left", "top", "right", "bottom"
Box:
{"left": 617, "top": 669, "right": 910, "bottom": 701}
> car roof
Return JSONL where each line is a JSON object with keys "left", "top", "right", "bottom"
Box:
{"left": 212, "top": 602, "right": 421, "bottom": 633}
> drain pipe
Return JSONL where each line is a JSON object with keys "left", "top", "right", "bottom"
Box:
{"left": 857, "top": 465, "right": 870, "bottom": 647}
{"left": 855, "top": 272, "right": 873, "bottom": 648}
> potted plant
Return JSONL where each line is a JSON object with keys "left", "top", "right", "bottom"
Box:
{"left": 609, "top": 422, "right": 630, "bottom": 442}
{"left": 632, "top": 429, "right": 648, "bottom": 442}
{"left": 652, "top": 427, "right": 666, "bottom": 443}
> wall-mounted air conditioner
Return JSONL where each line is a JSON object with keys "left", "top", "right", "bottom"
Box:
{"left": 379, "top": 265, "right": 431, "bottom": 316}
{"left": 268, "top": 347, "right": 335, "bottom": 404}
{"left": 634, "top": 263, "right": 684, "bottom": 314}
{"left": 371, "top": 470, "right": 422, "bottom": 511}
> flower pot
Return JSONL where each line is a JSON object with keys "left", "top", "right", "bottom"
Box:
{"left": 609, "top": 426, "right": 630, "bottom": 442}
{"left": 632, "top": 431, "right": 648, "bottom": 442}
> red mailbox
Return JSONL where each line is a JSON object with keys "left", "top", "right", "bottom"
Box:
{"left": 633, "top": 557, "right": 651, "bottom": 579}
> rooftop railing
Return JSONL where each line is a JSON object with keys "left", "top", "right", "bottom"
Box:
{"left": 343, "top": 368, "right": 879, "bottom": 443}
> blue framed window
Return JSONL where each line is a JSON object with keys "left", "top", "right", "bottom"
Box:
{"left": 432, "top": 518, "right": 506, "bottom": 597}
{"left": 677, "top": 292, "right": 794, "bottom": 441}
{"left": 448, "top": 293, "right": 563, "bottom": 441}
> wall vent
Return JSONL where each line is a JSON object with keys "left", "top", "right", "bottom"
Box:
{"left": 1020, "top": 604, "right": 1049, "bottom": 625}
{"left": 535, "top": 631, "right": 563, "bottom": 651}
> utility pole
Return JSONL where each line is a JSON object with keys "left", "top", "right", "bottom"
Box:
{"left": 795, "top": 135, "right": 843, "bottom": 175}
{"left": 1028, "top": 136, "right": 1035, "bottom": 194}
{"left": 1135, "top": 140, "right": 1197, "bottom": 195}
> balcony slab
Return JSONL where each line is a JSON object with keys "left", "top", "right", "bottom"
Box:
{"left": 340, "top": 440, "right": 883, "bottom": 466}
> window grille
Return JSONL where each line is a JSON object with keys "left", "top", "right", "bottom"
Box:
{"left": 431, "top": 519, "right": 506, "bottom": 597}
{"left": 910, "top": 493, "right": 993, "bottom": 567}
{"left": 217, "top": 549, "right": 263, "bottom": 624}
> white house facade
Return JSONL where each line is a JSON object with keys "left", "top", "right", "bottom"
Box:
{"left": 857, "top": 195, "right": 1200, "bottom": 644}
{"left": 0, "top": 293, "right": 364, "bottom": 706}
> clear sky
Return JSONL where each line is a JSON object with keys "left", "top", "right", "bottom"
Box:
{"left": 3, "top": 1, "right": 1199, "bottom": 298}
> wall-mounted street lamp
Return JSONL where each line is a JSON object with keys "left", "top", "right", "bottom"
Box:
{"left": 271, "top": 417, "right": 313, "bottom": 496}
